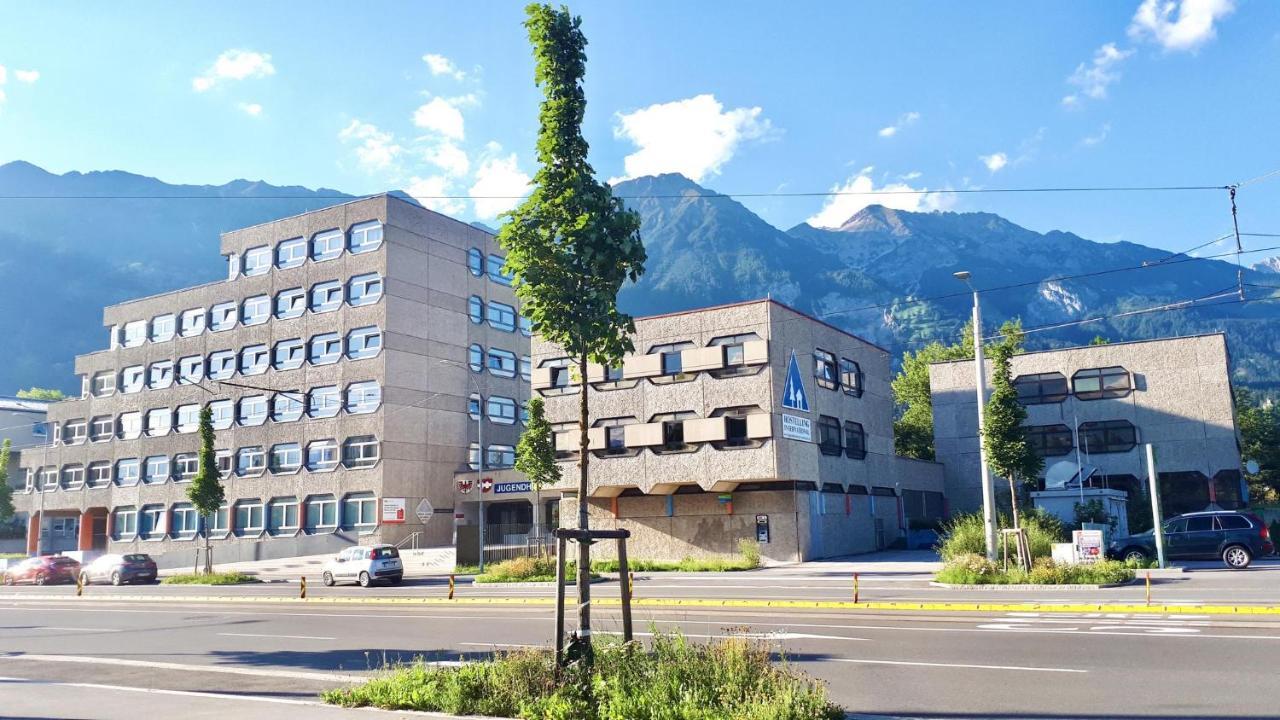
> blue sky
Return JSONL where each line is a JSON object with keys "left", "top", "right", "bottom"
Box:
{"left": 1, "top": 1, "right": 1278, "bottom": 255}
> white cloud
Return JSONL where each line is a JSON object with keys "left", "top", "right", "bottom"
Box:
{"left": 238, "top": 102, "right": 263, "bottom": 117}
{"left": 980, "top": 152, "right": 1009, "bottom": 173}
{"left": 423, "top": 53, "right": 465, "bottom": 80}
{"left": 192, "top": 49, "right": 275, "bottom": 92}
{"left": 805, "top": 171, "right": 954, "bottom": 228}
{"left": 611, "top": 94, "right": 772, "bottom": 183}
{"left": 412, "top": 96, "right": 465, "bottom": 140}
{"left": 14, "top": 69, "right": 38, "bottom": 83}
{"left": 899, "top": 171, "right": 923, "bottom": 181}
{"left": 1129, "top": 0, "right": 1235, "bottom": 52}
{"left": 339, "top": 119, "right": 402, "bottom": 172}
{"left": 407, "top": 175, "right": 466, "bottom": 216}
{"left": 422, "top": 140, "right": 470, "bottom": 177}
{"left": 1080, "top": 122, "right": 1111, "bottom": 147}
{"left": 469, "top": 150, "right": 532, "bottom": 220}
{"left": 1062, "top": 42, "right": 1134, "bottom": 106}
{"left": 877, "top": 111, "right": 921, "bottom": 138}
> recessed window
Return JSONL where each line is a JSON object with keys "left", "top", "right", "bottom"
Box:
{"left": 272, "top": 338, "right": 305, "bottom": 371}
{"left": 1072, "top": 367, "right": 1131, "bottom": 401}
{"left": 342, "top": 435, "right": 380, "bottom": 469}
{"left": 270, "top": 443, "right": 302, "bottom": 474}
{"left": 487, "top": 254, "right": 513, "bottom": 285}
{"left": 310, "top": 281, "right": 343, "bottom": 313}
{"left": 144, "top": 408, "right": 171, "bottom": 437}
{"left": 341, "top": 493, "right": 378, "bottom": 533}
{"left": 486, "top": 444, "right": 516, "bottom": 469}
{"left": 844, "top": 421, "right": 866, "bottom": 459}
{"left": 150, "top": 314, "right": 175, "bottom": 343}
{"left": 487, "top": 396, "right": 517, "bottom": 425}
{"left": 242, "top": 246, "right": 271, "bottom": 276}
{"left": 177, "top": 356, "right": 203, "bottom": 385}
{"left": 237, "top": 395, "right": 268, "bottom": 426}
{"left": 519, "top": 314, "right": 532, "bottom": 337}
{"left": 275, "top": 287, "right": 306, "bottom": 320}
{"left": 268, "top": 497, "right": 300, "bottom": 535}
{"left": 814, "top": 349, "right": 838, "bottom": 390}
{"left": 305, "top": 495, "right": 338, "bottom": 533}
{"left": 276, "top": 237, "right": 307, "bottom": 269}
{"left": 307, "top": 439, "right": 339, "bottom": 471}
{"left": 468, "top": 344, "right": 485, "bottom": 372}
{"left": 90, "top": 416, "right": 113, "bottom": 442}
{"left": 122, "top": 320, "right": 147, "bottom": 348}
{"left": 117, "top": 411, "right": 142, "bottom": 440}
{"left": 840, "top": 358, "right": 863, "bottom": 397}
{"left": 653, "top": 412, "right": 697, "bottom": 455}
{"left": 346, "top": 381, "right": 382, "bottom": 414}
{"left": 468, "top": 295, "right": 485, "bottom": 324}
{"left": 1015, "top": 373, "right": 1069, "bottom": 405}
{"left": 179, "top": 308, "right": 206, "bottom": 337}
{"left": 62, "top": 419, "right": 87, "bottom": 445}
{"left": 138, "top": 505, "right": 166, "bottom": 540}
{"left": 520, "top": 356, "right": 532, "bottom": 381}
{"left": 240, "top": 344, "right": 269, "bottom": 375}
{"left": 120, "top": 365, "right": 144, "bottom": 394}
{"left": 115, "top": 458, "right": 141, "bottom": 487}
{"left": 310, "top": 332, "right": 342, "bottom": 365}
{"left": 1078, "top": 420, "right": 1138, "bottom": 454}
{"left": 487, "top": 348, "right": 517, "bottom": 378}
{"left": 242, "top": 295, "right": 271, "bottom": 326}
{"left": 112, "top": 507, "right": 138, "bottom": 539}
{"left": 467, "top": 247, "right": 485, "bottom": 276}
{"left": 818, "top": 415, "right": 842, "bottom": 455}
{"left": 61, "top": 464, "right": 84, "bottom": 490}
{"left": 308, "top": 386, "right": 341, "bottom": 418}
{"left": 174, "top": 453, "right": 198, "bottom": 481}
{"left": 236, "top": 446, "right": 266, "bottom": 476}
{"left": 207, "top": 350, "right": 236, "bottom": 380}
{"left": 170, "top": 504, "right": 198, "bottom": 539}
{"left": 715, "top": 407, "right": 763, "bottom": 449}
{"left": 272, "top": 392, "right": 304, "bottom": 423}
{"left": 143, "top": 455, "right": 170, "bottom": 484}
{"left": 92, "top": 372, "right": 115, "bottom": 396}
{"left": 349, "top": 220, "right": 384, "bottom": 254}
{"left": 709, "top": 333, "right": 762, "bottom": 379}
{"left": 1027, "top": 424, "right": 1073, "bottom": 456}
{"left": 468, "top": 392, "right": 482, "bottom": 420}
{"left": 599, "top": 420, "right": 632, "bottom": 458}
{"left": 209, "top": 302, "right": 237, "bottom": 332}
{"left": 175, "top": 404, "right": 201, "bottom": 433}
{"left": 209, "top": 503, "right": 230, "bottom": 536}
{"left": 346, "top": 326, "right": 382, "bottom": 360}
{"left": 311, "top": 229, "right": 344, "bottom": 262}
{"left": 650, "top": 342, "right": 695, "bottom": 384}
{"left": 234, "top": 499, "right": 265, "bottom": 536}
{"left": 488, "top": 301, "right": 516, "bottom": 332}
{"left": 208, "top": 399, "right": 234, "bottom": 430}
{"left": 348, "top": 272, "right": 383, "bottom": 307}
{"left": 87, "top": 462, "right": 111, "bottom": 488}
{"left": 215, "top": 450, "right": 232, "bottom": 476}
{"left": 36, "top": 466, "right": 57, "bottom": 490}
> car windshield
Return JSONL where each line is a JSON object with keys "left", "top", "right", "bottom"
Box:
{"left": 52, "top": 557, "right": 78, "bottom": 565}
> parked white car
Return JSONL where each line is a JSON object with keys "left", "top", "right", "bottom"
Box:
{"left": 321, "top": 545, "right": 404, "bottom": 587}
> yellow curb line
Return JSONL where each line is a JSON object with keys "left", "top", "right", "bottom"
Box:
{"left": 4, "top": 593, "right": 1280, "bottom": 615}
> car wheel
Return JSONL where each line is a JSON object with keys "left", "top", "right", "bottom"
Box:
{"left": 322, "top": 571, "right": 335, "bottom": 587}
{"left": 358, "top": 571, "right": 372, "bottom": 588}
{"left": 111, "top": 571, "right": 122, "bottom": 586}
{"left": 1223, "top": 545, "right": 1252, "bottom": 569}
{"left": 34, "top": 573, "right": 47, "bottom": 586}
{"left": 2, "top": 574, "right": 12, "bottom": 586}
{"left": 1123, "top": 549, "right": 1148, "bottom": 565}
{"left": 79, "top": 572, "right": 91, "bottom": 586}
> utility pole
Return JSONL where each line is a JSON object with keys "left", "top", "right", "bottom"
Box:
{"left": 955, "top": 271, "right": 998, "bottom": 561}
{"left": 1145, "top": 443, "right": 1166, "bottom": 568}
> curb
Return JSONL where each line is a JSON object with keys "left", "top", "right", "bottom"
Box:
{"left": 929, "top": 580, "right": 1135, "bottom": 590}
{"left": 470, "top": 577, "right": 607, "bottom": 588}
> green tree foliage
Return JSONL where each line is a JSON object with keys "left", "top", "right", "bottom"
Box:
{"left": 186, "top": 407, "right": 224, "bottom": 574}
{"left": 515, "top": 396, "right": 561, "bottom": 535}
{"left": 982, "top": 342, "right": 1044, "bottom": 530}
{"left": 16, "top": 387, "right": 65, "bottom": 401}
{"left": 1089, "top": 335, "right": 1110, "bottom": 346}
{"left": 0, "top": 439, "right": 13, "bottom": 522}
{"left": 892, "top": 318, "right": 1025, "bottom": 459}
{"left": 498, "top": 3, "right": 645, "bottom": 661}
{"left": 1235, "top": 386, "right": 1280, "bottom": 502}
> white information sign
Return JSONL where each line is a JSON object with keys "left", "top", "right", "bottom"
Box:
{"left": 382, "top": 497, "right": 407, "bottom": 524}
{"left": 415, "top": 498, "right": 434, "bottom": 524}
{"left": 1073, "top": 529, "right": 1104, "bottom": 564}
{"left": 782, "top": 413, "right": 812, "bottom": 442}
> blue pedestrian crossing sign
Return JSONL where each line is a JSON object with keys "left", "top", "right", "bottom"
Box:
{"left": 782, "top": 351, "right": 810, "bottom": 412}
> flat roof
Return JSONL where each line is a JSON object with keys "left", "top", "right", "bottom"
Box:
{"left": 929, "top": 331, "right": 1227, "bottom": 366}
{"left": 635, "top": 298, "right": 890, "bottom": 354}
{"left": 0, "top": 396, "right": 50, "bottom": 413}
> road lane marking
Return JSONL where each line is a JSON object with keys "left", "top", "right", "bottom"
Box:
{"left": 0, "top": 653, "right": 371, "bottom": 682}
{"left": 218, "top": 632, "right": 336, "bottom": 640}
{"left": 461, "top": 642, "right": 544, "bottom": 649}
{"left": 830, "top": 658, "right": 1087, "bottom": 673}
{"left": 0, "top": 676, "right": 323, "bottom": 707}
{"left": 40, "top": 626, "right": 123, "bottom": 632}
{"left": 597, "top": 630, "right": 870, "bottom": 642}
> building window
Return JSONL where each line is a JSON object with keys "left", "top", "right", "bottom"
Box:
{"left": 178, "top": 355, "right": 203, "bottom": 385}
{"left": 272, "top": 392, "right": 304, "bottom": 423}
{"left": 207, "top": 350, "right": 236, "bottom": 380}
{"left": 270, "top": 443, "right": 302, "bottom": 474}
{"left": 60, "top": 464, "right": 84, "bottom": 490}
{"left": 122, "top": 320, "right": 147, "bottom": 348}
{"left": 651, "top": 411, "right": 697, "bottom": 454}
{"left": 520, "top": 400, "right": 530, "bottom": 425}
{"left": 488, "top": 348, "right": 517, "bottom": 377}
{"left": 487, "top": 301, "right": 516, "bottom": 332}
{"left": 709, "top": 333, "right": 762, "bottom": 378}
{"left": 467, "top": 295, "right": 485, "bottom": 324}
{"left": 520, "top": 356, "right": 532, "bottom": 381}
{"left": 487, "top": 254, "right": 513, "bottom": 285}
{"left": 209, "top": 503, "right": 230, "bottom": 536}
{"left": 242, "top": 295, "right": 271, "bottom": 326}
{"left": 349, "top": 220, "right": 383, "bottom": 253}
{"left": 468, "top": 393, "right": 482, "bottom": 420}
{"left": 310, "top": 280, "right": 343, "bottom": 313}
{"left": 308, "top": 386, "right": 341, "bottom": 418}
{"left": 346, "top": 381, "right": 382, "bottom": 414}
{"left": 341, "top": 493, "right": 377, "bottom": 532}
{"left": 143, "top": 455, "right": 170, "bottom": 484}
{"left": 347, "top": 326, "right": 382, "bottom": 360}
{"left": 242, "top": 245, "right": 272, "bottom": 276}
{"left": 276, "top": 237, "right": 307, "bottom": 269}
{"left": 1078, "top": 420, "right": 1138, "bottom": 454}
{"left": 112, "top": 507, "right": 138, "bottom": 540}
{"left": 120, "top": 365, "right": 144, "bottom": 394}
{"left": 307, "top": 439, "right": 339, "bottom": 471}
{"left": 175, "top": 404, "right": 201, "bottom": 433}
{"left": 234, "top": 500, "right": 265, "bottom": 537}
{"left": 844, "top": 421, "right": 866, "bottom": 459}
{"left": 145, "top": 408, "right": 171, "bottom": 437}
{"left": 268, "top": 497, "right": 300, "bottom": 535}
{"left": 90, "top": 416, "right": 113, "bottom": 442}
{"left": 305, "top": 495, "right": 338, "bottom": 533}
{"left": 240, "top": 344, "right": 269, "bottom": 375}
{"left": 215, "top": 450, "right": 232, "bottom": 476}
{"left": 519, "top": 314, "right": 532, "bottom": 337}
{"left": 171, "top": 504, "right": 198, "bottom": 539}
{"left": 714, "top": 406, "right": 765, "bottom": 449}
{"left": 662, "top": 352, "right": 682, "bottom": 376}
{"left": 311, "top": 229, "right": 344, "bottom": 262}
{"left": 115, "top": 458, "right": 141, "bottom": 487}
{"left": 346, "top": 273, "right": 383, "bottom": 308}
{"left": 209, "top": 399, "right": 234, "bottom": 430}
{"left": 486, "top": 444, "right": 516, "bottom": 469}
{"left": 1014, "top": 373, "right": 1069, "bottom": 405}
{"left": 273, "top": 338, "right": 305, "bottom": 371}
{"left": 1027, "top": 424, "right": 1073, "bottom": 457}
{"left": 238, "top": 395, "right": 268, "bottom": 426}
{"left": 1072, "top": 366, "right": 1132, "bottom": 401}
{"left": 87, "top": 462, "right": 111, "bottom": 488}
{"left": 467, "top": 248, "right": 485, "bottom": 276}
{"left": 117, "top": 411, "right": 142, "bottom": 440}
{"left": 150, "top": 314, "right": 175, "bottom": 343}
{"left": 468, "top": 344, "right": 485, "bottom": 372}
{"left": 814, "top": 349, "right": 838, "bottom": 390}
{"left": 62, "top": 419, "right": 87, "bottom": 445}
{"left": 840, "top": 358, "right": 863, "bottom": 397}
{"left": 209, "top": 302, "right": 237, "bottom": 332}
{"left": 309, "top": 332, "right": 342, "bottom": 365}
{"left": 174, "top": 453, "right": 198, "bottom": 481}
{"left": 343, "top": 436, "right": 380, "bottom": 469}
{"left": 92, "top": 372, "right": 115, "bottom": 396}
{"left": 276, "top": 287, "right": 306, "bottom": 320}
{"left": 818, "top": 415, "right": 842, "bottom": 455}
{"left": 237, "top": 446, "right": 266, "bottom": 476}
{"left": 487, "top": 396, "right": 517, "bottom": 425}
{"left": 650, "top": 342, "right": 695, "bottom": 384}
{"left": 179, "top": 308, "right": 206, "bottom": 337}
{"left": 37, "top": 466, "right": 57, "bottom": 490}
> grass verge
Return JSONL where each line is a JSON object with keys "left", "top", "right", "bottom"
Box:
{"left": 0, "top": 552, "right": 27, "bottom": 560}
{"left": 935, "top": 554, "right": 1135, "bottom": 585}
{"left": 323, "top": 631, "right": 843, "bottom": 719}
{"left": 161, "top": 571, "right": 262, "bottom": 585}
{"left": 472, "top": 557, "right": 602, "bottom": 583}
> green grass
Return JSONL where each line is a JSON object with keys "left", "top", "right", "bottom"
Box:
{"left": 323, "top": 631, "right": 843, "bottom": 720}
{"left": 161, "top": 571, "right": 261, "bottom": 585}
{"left": 591, "top": 556, "right": 758, "bottom": 573}
{"left": 472, "top": 557, "right": 604, "bottom": 584}
{"left": 935, "top": 554, "right": 1135, "bottom": 585}
{"left": 0, "top": 552, "right": 27, "bottom": 561}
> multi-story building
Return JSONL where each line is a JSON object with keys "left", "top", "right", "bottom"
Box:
{"left": 1, "top": 396, "right": 49, "bottom": 541}
{"left": 16, "top": 195, "right": 531, "bottom": 565}
{"left": 929, "top": 333, "right": 1244, "bottom": 518}
{"left": 527, "top": 299, "right": 945, "bottom": 563}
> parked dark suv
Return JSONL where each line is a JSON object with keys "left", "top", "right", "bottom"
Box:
{"left": 1108, "top": 511, "right": 1274, "bottom": 569}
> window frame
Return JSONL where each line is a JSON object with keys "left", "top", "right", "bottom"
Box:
{"left": 487, "top": 348, "right": 517, "bottom": 378}
{"left": 487, "top": 396, "right": 517, "bottom": 425}
{"left": 179, "top": 308, "right": 206, "bottom": 337}
{"left": 818, "top": 415, "right": 843, "bottom": 455}
{"left": 209, "top": 302, "right": 238, "bottom": 332}
{"left": 1014, "top": 372, "right": 1070, "bottom": 405}
{"left": 467, "top": 248, "right": 485, "bottom": 277}
{"left": 273, "top": 338, "right": 305, "bottom": 371}
{"left": 487, "top": 253, "right": 513, "bottom": 285}
{"left": 342, "top": 435, "right": 380, "bottom": 469}
{"left": 308, "top": 386, "right": 341, "bottom": 418}
{"left": 310, "top": 280, "right": 343, "bottom": 314}
{"left": 276, "top": 237, "right": 307, "bottom": 269}
{"left": 349, "top": 220, "right": 384, "bottom": 254}
{"left": 242, "top": 245, "right": 272, "bottom": 276}
{"left": 234, "top": 499, "right": 266, "bottom": 537}
{"left": 843, "top": 420, "right": 867, "bottom": 459}
{"left": 345, "top": 381, "right": 382, "bottom": 414}
{"left": 311, "top": 229, "right": 344, "bottom": 262}
{"left": 207, "top": 350, "right": 236, "bottom": 380}
{"left": 150, "top": 314, "right": 176, "bottom": 343}
{"left": 307, "top": 439, "right": 340, "bottom": 472}
{"left": 236, "top": 446, "right": 267, "bottom": 477}
{"left": 1027, "top": 424, "right": 1074, "bottom": 457}
{"left": 143, "top": 455, "right": 170, "bottom": 485}
{"left": 241, "top": 294, "right": 271, "bottom": 326}
{"left": 275, "top": 287, "right": 306, "bottom": 320}
{"left": 270, "top": 443, "right": 303, "bottom": 475}
{"left": 487, "top": 300, "right": 516, "bottom": 332}
{"left": 239, "top": 344, "right": 269, "bottom": 376}
{"left": 814, "top": 349, "right": 838, "bottom": 390}
{"left": 346, "top": 326, "right": 382, "bottom": 360}
{"left": 237, "top": 395, "right": 269, "bottom": 427}
{"left": 309, "top": 332, "right": 342, "bottom": 365}
{"left": 348, "top": 272, "right": 383, "bottom": 307}
{"left": 1078, "top": 419, "right": 1138, "bottom": 454}
{"left": 272, "top": 392, "right": 304, "bottom": 423}
{"left": 305, "top": 495, "right": 339, "bottom": 533}
{"left": 1071, "top": 366, "right": 1132, "bottom": 401}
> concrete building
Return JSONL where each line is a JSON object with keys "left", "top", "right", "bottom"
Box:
{"left": 929, "top": 333, "right": 1243, "bottom": 519}
{"left": 528, "top": 299, "right": 945, "bottom": 563}
{"left": 1, "top": 396, "right": 49, "bottom": 545}
{"left": 15, "top": 196, "right": 530, "bottom": 565}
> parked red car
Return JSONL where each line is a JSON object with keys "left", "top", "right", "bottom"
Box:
{"left": 2, "top": 555, "right": 82, "bottom": 585}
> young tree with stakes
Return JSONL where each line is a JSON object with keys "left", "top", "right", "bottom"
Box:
{"left": 498, "top": 3, "right": 646, "bottom": 662}
{"left": 186, "top": 407, "right": 225, "bottom": 574}
{"left": 515, "top": 396, "right": 561, "bottom": 551}
{"left": 981, "top": 342, "right": 1043, "bottom": 535}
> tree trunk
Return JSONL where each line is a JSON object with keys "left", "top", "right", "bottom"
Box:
{"left": 576, "top": 353, "right": 592, "bottom": 661}
{"left": 1008, "top": 476, "right": 1021, "bottom": 530}
{"left": 203, "top": 515, "right": 214, "bottom": 575}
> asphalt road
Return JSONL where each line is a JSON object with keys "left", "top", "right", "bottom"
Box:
{"left": 2, "top": 592, "right": 1279, "bottom": 719}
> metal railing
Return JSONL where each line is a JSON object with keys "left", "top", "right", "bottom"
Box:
{"left": 481, "top": 522, "right": 555, "bottom": 564}
{"left": 394, "top": 531, "right": 424, "bottom": 550}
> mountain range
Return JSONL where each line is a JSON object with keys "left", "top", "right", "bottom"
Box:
{"left": 2, "top": 161, "right": 1278, "bottom": 395}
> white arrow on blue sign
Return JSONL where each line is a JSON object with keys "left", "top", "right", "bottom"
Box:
{"left": 782, "top": 351, "right": 810, "bottom": 412}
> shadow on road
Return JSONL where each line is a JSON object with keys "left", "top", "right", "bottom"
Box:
{"left": 209, "top": 647, "right": 502, "bottom": 672}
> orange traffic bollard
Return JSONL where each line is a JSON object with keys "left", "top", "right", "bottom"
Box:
{"left": 853, "top": 573, "right": 860, "bottom": 603}
{"left": 1145, "top": 571, "right": 1151, "bottom": 605}
{"left": 300, "top": 575, "right": 307, "bottom": 599}
{"left": 448, "top": 574, "right": 455, "bottom": 600}
{"left": 76, "top": 572, "right": 84, "bottom": 598}
{"left": 628, "top": 571, "right": 634, "bottom": 598}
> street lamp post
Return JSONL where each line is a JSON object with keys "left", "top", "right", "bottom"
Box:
{"left": 954, "top": 271, "right": 998, "bottom": 561}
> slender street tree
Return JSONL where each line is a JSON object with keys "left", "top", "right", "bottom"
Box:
{"left": 515, "top": 396, "right": 561, "bottom": 551}
{"left": 498, "top": 3, "right": 646, "bottom": 662}
{"left": 186, "top": 407, "right": 225, "bottom": 574}
{"left": 0, "top": 439, "right": 14, "bottom": 522}
{"left": 981, "top": 342, "right": 1043, "bottom": 536}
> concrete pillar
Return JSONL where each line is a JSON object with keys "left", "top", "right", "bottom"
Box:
{"left": 78, "top": 510, "right": 94, "bottom": 551}
{"left": 26, "top": 512, "right": 40, "bottom": 555}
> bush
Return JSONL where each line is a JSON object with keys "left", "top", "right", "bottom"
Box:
{"left": 474, "top": 556, "right": 562, "bottom": 583}
{"left": 936, "top": 555, "right": 1134, "bottom": 585}
{"left": 161, "top": 571, "right": 260, "bottom": 585}
{"left": 937, "top": 509, "right": 1065, "bottom": 562}
{"left": 324, "top": 631, "right": 844, "bottom": 719}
